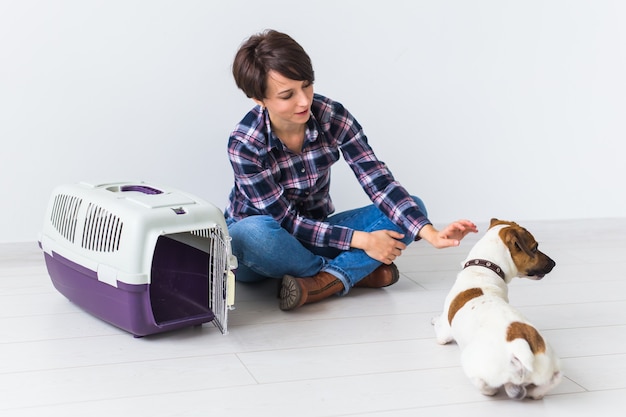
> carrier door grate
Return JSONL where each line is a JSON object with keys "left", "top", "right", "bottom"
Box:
{"left": 193, "top": 227, "right": 230, "bottom": 334}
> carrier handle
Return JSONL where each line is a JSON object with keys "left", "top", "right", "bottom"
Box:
{"left": 120, "top": 185, "right": 163, "bottom": 195}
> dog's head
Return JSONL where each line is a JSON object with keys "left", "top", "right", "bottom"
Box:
{"left": 490, "top": 218, "right": 556, "bottom": 280}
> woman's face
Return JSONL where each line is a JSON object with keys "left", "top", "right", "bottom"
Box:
{"left": 254, "top": 70, "right": 314, "bottom": 131}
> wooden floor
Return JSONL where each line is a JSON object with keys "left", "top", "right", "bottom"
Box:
{"left": 2, "top": 218, "right": 626, "bottom": 416}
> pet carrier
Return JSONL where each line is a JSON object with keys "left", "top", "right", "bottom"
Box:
{"left": 39, "top": 181, "right": 236, "bottom": 337}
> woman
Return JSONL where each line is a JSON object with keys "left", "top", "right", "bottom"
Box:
{"left": 225, "top": 29, "right": 477, "bottom": 311}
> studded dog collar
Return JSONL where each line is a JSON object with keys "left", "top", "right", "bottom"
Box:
{"left": 464, "top": 259, "right": 506, "bottom": 280}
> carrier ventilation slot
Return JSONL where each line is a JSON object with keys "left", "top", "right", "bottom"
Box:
{"left": 81, "top": 203, "right": 124, "bottom": 252}
{"left": 50, "top": 194, "right": 83, "bottom": 243}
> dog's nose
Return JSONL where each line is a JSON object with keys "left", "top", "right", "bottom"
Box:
{"left": 541, "top": 257, "right": 556, "bottom": 275}
{"left": 529, "top": 255, "right": 556, "bottom": 278}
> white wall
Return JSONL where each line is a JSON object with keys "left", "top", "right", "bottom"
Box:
{"left": 1, "top": 0, "right": 625, "bottom": 243}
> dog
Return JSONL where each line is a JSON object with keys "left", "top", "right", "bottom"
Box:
{"left": 432, "top": 218, "right": 562, "bottom": 400}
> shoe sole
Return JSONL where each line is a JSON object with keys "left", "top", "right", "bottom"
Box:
{"left": 386, "top": 264, "right": 400, "bottom": 287}
{"left": 280, "top": 275, "right": 303, "bottom": 311}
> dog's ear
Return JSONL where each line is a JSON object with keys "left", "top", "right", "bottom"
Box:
{"left": 490, "top": 218, "right": 513, "bottom": 229}
{"left": 491, "top": 218, "right": 522, "bottom": 230}
{"left": 501, "top": 227, "right": 537, "bottom": 258}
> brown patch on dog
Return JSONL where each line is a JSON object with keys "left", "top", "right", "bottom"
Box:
{"left": 506, "top": 322, "right": 546, "bottom": 354}
{"left": 448, "top": 288, "right": 484, "bottom": 325}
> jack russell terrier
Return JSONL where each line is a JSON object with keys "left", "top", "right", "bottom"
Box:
{"left": 432, "top": 218, "right": 562, "bottom": 399}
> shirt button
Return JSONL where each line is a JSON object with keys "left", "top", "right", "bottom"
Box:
{"left": 301, "top": 168, "right": 305, "bottom": 173}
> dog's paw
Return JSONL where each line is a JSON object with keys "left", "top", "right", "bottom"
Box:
{"left": 504, "top": 383, "right": 527, "bottom": 400}
{"left": 431, "top": 315, "right": 454, "bottom": 344}
{"left": 526, "top": 370, "right": 563, "bottom": 399}
{"left": 435, "top": 334, "right": 454, "bottom": 345}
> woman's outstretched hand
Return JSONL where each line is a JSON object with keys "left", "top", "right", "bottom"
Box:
{"left": 351, "top": 220, "right": 478, "bottom": 263}
{"left": 418, "top": 220, "right": 478, "bottom": 249}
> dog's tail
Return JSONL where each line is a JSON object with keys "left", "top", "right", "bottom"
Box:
{"left": 507, "top": 321, "right": 544, "bottom": 374}
{"left": 509, "top": 339, "right": 535, "bottom": 375}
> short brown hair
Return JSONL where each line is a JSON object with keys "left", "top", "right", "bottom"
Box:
{"left": 232, "top": 30, "right": 315, "bottom": 99}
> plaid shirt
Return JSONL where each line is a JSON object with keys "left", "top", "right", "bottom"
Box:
{"left": 225, "top": 94, "right": 431, "bottom": 250}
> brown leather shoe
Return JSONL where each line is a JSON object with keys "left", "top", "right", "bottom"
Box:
{"left": 280, "top": 271, "right": 344, "bottom": 311}
{"left": 355, "top": 263, "right": 400, "bottom": 288}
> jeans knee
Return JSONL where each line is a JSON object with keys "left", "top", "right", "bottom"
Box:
{"left": 228, "top": 216, "right": 279, "bottom": 255}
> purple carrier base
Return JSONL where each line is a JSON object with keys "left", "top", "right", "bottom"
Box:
{"left": 41, "top": 243, "right": 215, "bottom": 338}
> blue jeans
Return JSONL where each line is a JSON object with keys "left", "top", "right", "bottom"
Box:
{"left": 226, "top": 196, "right": 427, "bottom": 295}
